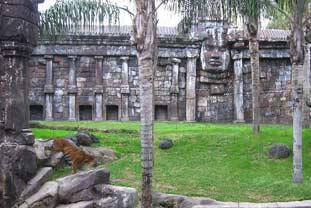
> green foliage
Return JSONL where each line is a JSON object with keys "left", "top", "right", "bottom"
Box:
{"left": 33, "top": 121, "right": 311, "bottom": 202}
{"left": 167, "top": 0, "right": 267, "bottom": 25}
{"left": 40, "top": 0, "right": 120, "bottom": 39}
{"left": 267, "top": 13, "right": 290, "bottom": 29}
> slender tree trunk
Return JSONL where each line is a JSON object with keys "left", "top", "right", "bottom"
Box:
{"left": 292, "top": 63, "right": 303, "bottom": 183}
{"left": 133, "top": 0, "right": 157, "bottom": 207}
{"left": 247, "top": 23, "right": 260, "bottom": 134}
{"left": 291, "top": 14, "right": 304, "bottom": 183}
{"left": 302, "top": 45, "right": 310, "bottom": 128}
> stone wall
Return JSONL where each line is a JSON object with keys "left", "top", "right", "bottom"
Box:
{"left": 243, "top": 59, "right": 292, "bottom": 124}
{"left": 28, "top": 20, "right": 309, "bottom": 124}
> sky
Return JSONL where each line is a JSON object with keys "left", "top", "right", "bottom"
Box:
{"left": 38, "top": 0, "right": 182, "bottom": 27}
{"left": 38, "top": 1, "right": 270, "bottom": 28}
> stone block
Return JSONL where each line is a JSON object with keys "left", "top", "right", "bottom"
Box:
{"left": 20, "top": 167, "right": 53, "bottom": 200}
{"left": 56, "top": 201, "right": 94, "bottom": 208}
{"left": 57, "top": 168, "right": 110, "bottom": 203}
{"left": 20, "top": 181, "right": 58, "bottom": 208}
{"left": 94, "top": 185, "right": 138, "bottom": 208}
{"left": 210, "top": 84, "right": 225, "bottom": 95}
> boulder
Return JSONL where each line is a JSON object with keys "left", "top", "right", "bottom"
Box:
{"left": 46, "top": 151, "right": 65, "bottom": 168}
{"left": 33, "top": 139, "right": 53, "bottom": 166}
{"left": 20, "top": 181, "right": 59, "bottom": 208}
{"left": 20, "top": 167, "right": 53, "bottom": 200}
{"left": 0, "top": 130, "right": 38, "bottom": 207}
{"left": 80, "top": 146, "right": 118, "bottom": 164}
{"left": 56, "top": 168, "right": 110, "bottom": 203}
{"left": 68, "top": 187, "right": 101, "bottom": 203}
{"left": 13, "top": 145, "right": 38, "bottom": 182}
{"left": 65, "top": 134, "right": 79, "bottom": 146}
{"left": 90, "top": 134, "right": 100, "bottom": 143}
{"left": 76, "top": 131, "right": 93, "bottom": 146}
{"left": 153, "top": 192, "right": 187, "bottom": 207}
{"left": 94, "top": 185, "right": 138, "bottom": 208}
{"left": 159, "top": 139, "right": 173, "bottom": 150}
{"left": 152, "top": 192, "right": 217, "bottom": 208}
{"left": 56, "top": 201, "right": 94, "bottom": 208}
{"left": 34, "top": 139, "right": 67, "bottom": 168}
{"left": 268, "top": 143, "right": 291, "bottom": 159}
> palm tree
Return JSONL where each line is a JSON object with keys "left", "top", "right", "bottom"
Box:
{"left": 168, "top": 0, "right": 264, "bottom": 134}
{"left": 132, "top": 1, "right": 157, "bottom": 207}
{"left": 266, "top": 0, "right": 311, "bottom": 183}
{"left": 40, "top": 0, "right": 158, "bottom": 206}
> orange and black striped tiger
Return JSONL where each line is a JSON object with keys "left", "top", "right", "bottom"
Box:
{"left": 53, "top": 137, "right": 97, "bottom": 173}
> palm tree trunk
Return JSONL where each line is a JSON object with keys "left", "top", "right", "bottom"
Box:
{"left": 302, "top": 45, "right": 310, "bottom": 128}
{"left": 292, "top": 63, "right": 303, "bottom": 183}
{"left": 133, "top": 0, "right": 157, "bottom": 207}
{"left": 248, "top": 25, "right": 260, "bottom": 134}
{"left": 290, "top": 4, "right": 305, "bottom": 182}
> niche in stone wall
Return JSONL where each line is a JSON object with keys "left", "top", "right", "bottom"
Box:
{"left": 79, "top": 105, "right": 92, "bottom": 121}
{"left": 29, "top": 105, "right": 44, "bottom": 120}
{"left": 106, "top": 105, "right": 119, "bottom": 120}
{"left": 155, "top": 105, "right": 168, "bottom": 121}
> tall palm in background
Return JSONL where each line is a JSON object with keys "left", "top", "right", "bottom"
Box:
{"left": 267, "top": 0, "right": 311, "bottom": 183}
{"left": 40, "top": 0, "right": 158, "bottom": 206}
{"left": 168, "top": 0, "right": 264, "bottom": 134}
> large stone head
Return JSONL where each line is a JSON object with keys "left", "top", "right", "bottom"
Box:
{"left": 200, "top": 21, "right": 230, "bottom": 72}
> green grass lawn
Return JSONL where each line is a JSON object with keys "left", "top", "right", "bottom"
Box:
{"left": 32, "top": 121, "right": 311, "bottom": 202}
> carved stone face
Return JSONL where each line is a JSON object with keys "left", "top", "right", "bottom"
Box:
{"left": 200, "top": 29, "right": 230, "bottom": 72}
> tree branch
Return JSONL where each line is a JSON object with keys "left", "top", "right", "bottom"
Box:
{"left": 116, "top": 5, "right": 135, "bottom": 17}
{"left": 155, "top": 0, "right": 168, "bottom": 13}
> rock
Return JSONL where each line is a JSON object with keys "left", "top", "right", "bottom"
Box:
{"left": 76, "top": 131, "right": 93, "bottom": 146}
{"left": 153, "top": 192, "right": 187, "bottom": 207}
{"left": 268, "top": 143, "right": 291, "bottom": 159}
{"left": 94, "top": 185, "right": 138, "bottom": 208}
{"left": 90, "top": 134, "right": 100, "bottom": 143}
{"left": 68, "top": 187, "right": 101, "bottom": 203}
{"left": 20, "top": 181, "right": 59, "bottom": 208}
{"left": 46, "top": 152, "right": 66, "bottom": 168}
{"left": 56, "top": 201, "right": 94, "bottom": 208}
{"left": 65, "top": 134, "right": 79, "bottom": 146}
{"left": 159, "top": 139, "right": 173, "bottom": 150}
{"left": 80, "top": 146, "right": 118, "bottom": 164}
{"left": 152, "top": 192, "right": 217, "bottom": 208}
{"left": 20, "top": 167, "right": 53, "bottom": 200}
{"left": 34, "top": 139, "right": 67, "bottom": 168}
{"left": 56, "top": 168, "right": 110, "bottom": 203}
{"left": 13, "top": 145, "right": 38, "bottom": 182}
{"left": 33, "top": 139, "right": 54, "bottom": 166}
{"left": 0, "top": 127, "right": 34, "bottom": 145}
{"left": 0, "top": 140, "right": 38, "bottom": 207}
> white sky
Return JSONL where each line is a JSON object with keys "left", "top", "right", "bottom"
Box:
{"left": 38, "top": 0, "right": 182, "bottom": 27}
{"left": 38, "top": 1, "right": 270, "bottom": 28}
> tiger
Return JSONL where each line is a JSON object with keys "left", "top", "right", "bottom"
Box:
{"left": 52, "top": 137, "right": 98, "bottom": 173}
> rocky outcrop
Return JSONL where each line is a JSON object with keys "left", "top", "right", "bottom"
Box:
{"left": 80, "top": 146, "right": 118, "bottom": 163}
{"left": 20, "top": 181, "right": 59, "bottom": 208}
{"left": 0, "top": 128, "right": 38, "bottom": 207}
{"left": 19, "top": 168, "right": 138, "bottom": 208}
{"left": 20, "top": 167, "right": 53, "bottom": 200}
{"left": 56, "top": 169, "right": 110, "bottom": 203}
{"left": 34, "top": 137, "right": 117, "bottom": 169}
{"left": 94, "top": 185, "right": 138, "bottom": 208}
{"left": 153, "top": 192, "right": 217, "bottom": 208}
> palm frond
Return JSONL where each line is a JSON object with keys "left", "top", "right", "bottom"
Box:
{"left": 166, "top": 0, "right": 265, "bottom": 26}
{"left": 40, "top": 0, "right": 120, "bottom": 39}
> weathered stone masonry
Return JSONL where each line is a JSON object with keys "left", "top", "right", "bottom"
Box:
{"left": 29, "top": 20, "right": 310, "bottom": 124}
